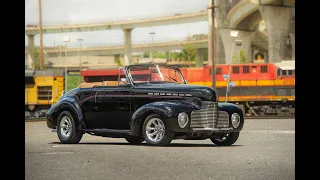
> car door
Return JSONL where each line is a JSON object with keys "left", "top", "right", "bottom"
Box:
{"left": 91, "top": 85, "right": 132, "bottom": 130}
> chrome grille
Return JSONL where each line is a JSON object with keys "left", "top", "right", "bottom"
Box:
{"left": 201, "top": 101, "right": 216, "bottom": 109}
{"left": 215, "top": 111, "right": 230, "bottom": 128}
{"left": 190, "top": 101, "right": 218, "bottom": 128}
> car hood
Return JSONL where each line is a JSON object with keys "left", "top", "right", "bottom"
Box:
{"left": 133, "top": 83, "right": 216, "bottom": 101}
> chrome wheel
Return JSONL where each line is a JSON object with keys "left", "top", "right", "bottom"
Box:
{"left": 145, "top": 118, "right": 165, "bottom": 143}
{"left": 60, "top": 116, "right": 72, "bottom": 138}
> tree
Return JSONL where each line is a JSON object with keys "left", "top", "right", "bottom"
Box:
{"left": 165, "top": 51, "right": 170, "bottom": 61}
{"left": 232, "top": 49, "right": 246, "bottom": 64}
{"left": 143, "top": 52, "right": 150, "bottom": 58}
{"left": 239, "top": 49, "right": 246, "bottom": 63}
{"left": 152, "top": 51, "right": 166, "bottom": 58}
{"left": 30, "top": 47, "right": 47, "bottom": 69}
{"left": 114, "top": 55, "right": 123, "bottom": 66}
{"left": 191, "top": 34, "right": 208, "bottom": 40}
{"left": 171, "top": 52, "right": 182, "bottom": 61}
{"left": 182, "top": 44, "right": 197, "bottom": 65}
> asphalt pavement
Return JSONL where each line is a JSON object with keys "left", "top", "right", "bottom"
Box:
{"left": 25, "top": 118, "right": 295, "bottom": 180}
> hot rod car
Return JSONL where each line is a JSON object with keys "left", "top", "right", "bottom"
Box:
{"left": 46, "top": 64, "right": 244, "bottom": 146}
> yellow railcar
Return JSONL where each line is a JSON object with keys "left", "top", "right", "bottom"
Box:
{"left": 25, "top": 69, "right": 64, "bottom": 118}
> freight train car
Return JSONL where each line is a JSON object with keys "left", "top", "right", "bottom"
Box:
{"left": 25, "top": 69, "right": 64, "bottom": 118}
{"left": 80, "top": 61, "right": 295, "bottom": 116}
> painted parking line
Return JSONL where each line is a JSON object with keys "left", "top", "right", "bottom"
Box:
{"left": 52, "top": 145, "right": 74, "bottom": 148}
{"left": 247, "top": 130, "right": 295, "bottom": 134}
{"left": 42, "top": 152, "right": 75, "bottom": 155}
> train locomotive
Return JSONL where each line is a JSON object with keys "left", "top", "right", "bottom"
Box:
{"left": 25, "top": 69, "right": 65, "bottom": 118}
{"left": 80, "top": 61, "right": 295, "bottom": 116}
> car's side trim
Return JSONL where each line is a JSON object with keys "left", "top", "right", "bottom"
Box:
{"left": 79, "top": 94, "right": 186, "bottom": 105}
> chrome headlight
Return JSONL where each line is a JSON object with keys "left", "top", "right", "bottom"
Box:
{"left": 178, "top": 112, "right": 189, "bottom": 128}
{"left": 231, "top": 113, "right": 241, "bottom": 128}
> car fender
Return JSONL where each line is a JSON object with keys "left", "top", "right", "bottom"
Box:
{"left": 130, "top": 100, "right": 199, "bottom": 136}
{"left": 46, "top": 96, "right": 84, "bottom": 129}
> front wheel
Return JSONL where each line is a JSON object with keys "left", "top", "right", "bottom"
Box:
{"left": 210, "top": 132, "right": 240, "bottom": 146}
{"left": 142, "top": 114, "right": 174, "bottom": 146}
{"left": 57, "top": 111, "right": 83, "bottom": 144}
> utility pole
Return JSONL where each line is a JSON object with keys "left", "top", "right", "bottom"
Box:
{"left": 38, "top": 0, "right": 44, "bottom": 69}
{"left": 208, "top": 0, "right": 217, "bottom": 90}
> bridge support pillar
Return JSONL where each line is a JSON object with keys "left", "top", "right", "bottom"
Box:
{"left": 27, "top": 35, "right": 35, "bottom": 69}
{"left": 214, "top": 0, "right": 231, "bottom": 64}
{"left": 27, "top": 35, "right": 35, "bottom": 56}
{"left": 196, "top": 48, "right": 205, "bottom": 67}
{"left": 219, "top": 29, "right": 233, "bottom": 64}
{"left": 220, "top": 29, "right": 255, "bottom": 64}
{"left": 237, "top": 30, "right": 256, "bottom": 63}
{"left": 123, "top": 29, "right": 133, "bottom": 65}
{"left": 259, "top": 6, "right": 292, "bottom": 63}
{"left": 289, "top": 33, "right": 295, "bottom": 60}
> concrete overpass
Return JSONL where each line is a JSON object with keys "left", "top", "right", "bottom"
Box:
{"left": 43, "top": 39, "right": 208, "bottom": 56}
{"left": 25, "top": 11, "right": 208, "bottom": 35}
{"left": 26, "top": 11, "right": 208, "bottom": 65}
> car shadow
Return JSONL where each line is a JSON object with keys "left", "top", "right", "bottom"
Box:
{"left": 49, "top": 141, "right": 243, "bottom": 148}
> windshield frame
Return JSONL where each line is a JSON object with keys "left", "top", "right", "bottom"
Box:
{"left": 125, "top": 64, "right": 187, "bottom": 85}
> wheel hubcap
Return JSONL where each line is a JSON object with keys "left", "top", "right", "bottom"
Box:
{"left": 60, "top": 116, "right": 72, "bottom": 138}
{"left": 146, "top": 118, "right": 165, "bottom": 143}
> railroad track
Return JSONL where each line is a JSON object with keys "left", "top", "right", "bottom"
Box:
{"left": 25, "top": 116, "right": 294, "bottom": 122}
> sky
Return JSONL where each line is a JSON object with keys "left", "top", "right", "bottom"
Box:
{"left": 25, "top": 0, "right": 209, "bottom": 48}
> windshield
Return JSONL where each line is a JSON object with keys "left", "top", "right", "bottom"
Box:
{"left": 128, "top": 65, "right": 185, "bottom": 84}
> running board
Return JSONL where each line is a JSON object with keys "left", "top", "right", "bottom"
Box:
{"left": 82, "top": 128, "right": 131, "bottom": 135}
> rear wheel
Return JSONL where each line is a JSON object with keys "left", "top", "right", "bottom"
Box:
{"left": 142, "top": 114, "right": 174, "bottom": 146}
{"left": 210, "top": 132, "right": 239, "bottom": 146}
{"left": 57, "top": 111, "right": 83, "bottom": 144}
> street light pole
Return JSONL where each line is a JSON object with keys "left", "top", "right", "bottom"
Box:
{"left": 38, "top": 0, "right": 44, "bottom": 69}
{"left": 226, "top": 39, "right": 235, "bottom": 102}
{"left": 225, "top": 30, "right": 240, "bottom": 103}
{"left": 63, "top": 36, "right": 70, "bottom": 92}
{"left": 77, "top": 38, "right": 84, "bottom": 85}
{"left": 65, "top": 42, "right": 68, "bottom": 92}
{"left": 149, "top": 32, "right": 155, "bottom": 63}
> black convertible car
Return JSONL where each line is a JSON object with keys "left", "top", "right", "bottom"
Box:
{"left": 46, "top": 64, "right": 244, "bottom": 146}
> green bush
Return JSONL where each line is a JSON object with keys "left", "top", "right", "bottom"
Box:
{"left": 66, "top": 75, "right": 84, "bottom": 91}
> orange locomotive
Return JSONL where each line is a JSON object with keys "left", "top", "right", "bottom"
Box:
{"left": 179, "top": 61, "right": 295, "bottom": 115}
{"left": 80, "top": 61, "right": 295, "bottom": 116}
